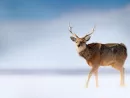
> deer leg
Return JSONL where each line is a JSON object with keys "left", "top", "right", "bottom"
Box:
{"left": 94, "top": 70, "right": 99, "bottom": 87}
{"left": 86, "top": 67, "right": 98, "bottom": 88}
{"left": 120, "top": 67, "right": 125, "bottom": 86}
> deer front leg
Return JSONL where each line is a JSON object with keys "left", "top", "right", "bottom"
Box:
{"left": 86, "top": 67, "right": 98, "bottom": 88}
{"left": 94, "top": 70, "right": 99, "bottom": 87}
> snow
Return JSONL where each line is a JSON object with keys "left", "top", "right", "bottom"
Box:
{"left": 0, "top": 74, "right": 129, "bottom": 98}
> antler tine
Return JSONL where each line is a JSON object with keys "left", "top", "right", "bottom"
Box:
{"left": 84, "top": 25, "right": 96, "bottom": 37}
{"left": 88, "top": 25, "right": 96, "bottom": 36}
{"left": 69, "top": 23, "right": 78, "bottom": 38}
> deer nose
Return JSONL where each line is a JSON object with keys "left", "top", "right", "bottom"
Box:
{"left": 77, "top": 44, "right": 80, "bottom": 47}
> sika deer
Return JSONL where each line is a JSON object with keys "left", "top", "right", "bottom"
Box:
{"left": 69, "top": 24, "right": 127, "bottom": 87}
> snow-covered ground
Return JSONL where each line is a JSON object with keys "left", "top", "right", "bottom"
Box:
{"left": 0, "top": 74, "right": 129, "bottom": 98}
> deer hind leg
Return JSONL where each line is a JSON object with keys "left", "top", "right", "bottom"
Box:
{"left": 112, "top": 63, "right": 125, "bottom": 87}
{"left": 86, "top": 67, "right": 98, "bottom": 88}
{"left": 94, "top": 69, "right": 99, "bottom": 87}
{"left": 120, "top": 67, "right": 125, "bottom": 86}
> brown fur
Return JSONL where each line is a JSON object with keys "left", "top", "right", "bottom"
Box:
{"left": 79, "top": 43, "right": 127, "bottom": 67}
{"left": 78, "top": 42, "right": 127, "bottom": 87}
{"left": 69, "top": 25, "right": 127, "bottom": 87}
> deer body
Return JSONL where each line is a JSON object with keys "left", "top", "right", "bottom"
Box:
{"left": 69, "top": 24, "right": 127, "bottom": 87}
{"left": 79, "top": 43, "right": 127, "bottom": 67}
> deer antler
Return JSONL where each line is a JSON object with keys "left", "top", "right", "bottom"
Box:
{"left": 69, "top": 23, "right": 79, "bottom": 38}
{"left": 84, "top": 25, "right": 96, "bottom": 38}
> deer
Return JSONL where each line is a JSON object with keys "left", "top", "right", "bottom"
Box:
{"left": 69, "top": 24, "right": 127, "bottom": 88}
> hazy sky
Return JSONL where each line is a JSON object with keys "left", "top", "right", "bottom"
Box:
{"left": 0, "top": 0, "right": 130, "bottom": 69}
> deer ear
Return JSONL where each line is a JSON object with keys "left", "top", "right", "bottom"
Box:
{"left": 70, "top": 36, "right": 76, "bottom": 42}
{"left": 85, "top": 36, "right": 91, "bottom": 41}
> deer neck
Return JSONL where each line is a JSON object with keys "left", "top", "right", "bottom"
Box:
{"left": 78, "top": 44, "right": 91, "bottom": 60}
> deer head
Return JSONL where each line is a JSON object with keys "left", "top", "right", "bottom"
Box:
{"left": 69, "top": 23, "right": 96, "bottom": 52}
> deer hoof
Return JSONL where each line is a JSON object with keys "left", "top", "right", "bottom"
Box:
{"left": 86, "top": 84, "right": 88, "bottom": 88}
{"left": 120, "top": 84, "right": 125, "bottom": 87}
{"left": 96, "top": 85, "right": 99, "bottom": 88}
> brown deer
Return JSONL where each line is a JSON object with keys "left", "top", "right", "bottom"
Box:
{"left": 69, "top": 24, "right": 127, "bottom": 87}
